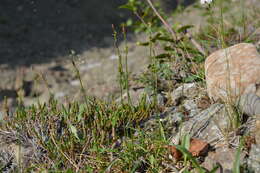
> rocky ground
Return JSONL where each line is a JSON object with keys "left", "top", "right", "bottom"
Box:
{"left": 0, "top": 0, "right": 260, "bottom": 172}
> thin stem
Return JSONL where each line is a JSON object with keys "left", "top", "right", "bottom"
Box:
{"left": 122, "top": 25, "right": 132, "bottom": 106}
{"left": 145, "top": 0, "right": 177, "bottom": 40}
{"left": 112, "top": 24, "right": 124, "bottom": 104}
{"left": 145, "top": 0, "right": 206, "bottom": 56}
{"left": 50, "top": 131, "right": 79, "bottom": 171}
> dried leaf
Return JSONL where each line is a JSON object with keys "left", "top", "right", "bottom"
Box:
{"left": 189, "top": 138, "right": 209, "bottom": 157}
{"left": 168, "top": 145, "right": 182, "bottom": 161}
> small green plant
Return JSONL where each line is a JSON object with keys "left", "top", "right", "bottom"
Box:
{"left": 122, "top": 0, "right": 208, "bottom": 90}
{"left": 112, "top": 24, "right": 132, "bottom": 105}
{"left": 232, "top": 138, "right": 244, "bottom": 173}
{"left": 3, "top": 97, "right": 155, "bottom": 172}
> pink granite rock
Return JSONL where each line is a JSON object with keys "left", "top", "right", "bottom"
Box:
{"left": 205, "top": 43, "right": 260, "bottom": 102}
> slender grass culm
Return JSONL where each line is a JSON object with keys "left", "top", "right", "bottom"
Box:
{"left": 112, "top": 24, "right": 132, "bottom": 106}
{"left": 71, "top": 59, "right": 88, "bottom": 103}
{"left": 122, "top": 24, "right": 132, "bottom": 106}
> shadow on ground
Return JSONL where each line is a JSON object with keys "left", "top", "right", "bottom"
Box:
{"left": 0, "top": 0, "right": 196, "bottom": 67}
{"left": 0, "top": 0, "right": 130, "bottom": 67}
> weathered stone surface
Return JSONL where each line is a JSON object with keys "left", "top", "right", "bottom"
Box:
{"left": 238, "top": 93, "right": 260, "bottom": 116}
{"left": 183, "top": 99, "right": 200, "bottom": 117}
{"left": 202, "top": 147, "right": 245, "bottom": 173}
{"left": 178, "top": 103, "right": 229, "bottom": 144}
{"left": 247, "top": 114, "right": 260, "bottom": 172}
{"left": 171, "top": 83, "right": 198, "bottom": 104}
{"left": 205, "top": 43, "right": 260, "bottom": 102}
{"left": 255, "top": 117, "right": 260, "bottom": 145}
{"left": 247, "top": 144, "right": 260, "bottom": 173}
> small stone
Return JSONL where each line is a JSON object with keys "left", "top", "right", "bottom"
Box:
{"left": 183, "top": 99, "right": 199, "bottom": 117}
{"left": 109, "top": 54, "right": 118, "bottom": 60}
{"left": 205, "top": 43, "right": 260, "bottom": 102}
{"left": 157, "top": 93, "right": 165, "bottom": 106}
{"left": 247, "top": 144, "right": 260, "bottom": 173}
{"left": 171, "top": 83, "right": 198, "bottom": 104}
{"left": 70, "top": 80, "right": 80, "bottom": 86}
{"left": 197, "top": 95, "right": 211, "bottom": 109}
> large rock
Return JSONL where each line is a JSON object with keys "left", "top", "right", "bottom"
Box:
{"left": 205, "top": 43, "right": 260, "bottom": 102}
{"left": 247, "top": 115, "right": 260, "bottom": 173}
{"left": 177, "top": 103, "right": 229, "bottom": 144}
{"left": 202, "top": 147, "right": 245, "bottom": 173}
{"left": 238, "top": 93, "right": 260, "bottom": 116}
{"left": 247, "top": 144, "right": 260, "bottom": 173}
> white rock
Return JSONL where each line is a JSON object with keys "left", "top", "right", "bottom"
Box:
{"left": 54, "top": 92, "right": 66, "bottom": 98}
{"left": 205, "top": 43, "right": 260, "bottom": 102}
{"left": 109, "top": 54, "right": 119, "bottom": 60}
{"left": 70, "top": 80, "right": 80, "bottom": 86}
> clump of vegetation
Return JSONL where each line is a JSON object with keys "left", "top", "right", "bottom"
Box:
{"left": 0, "top": 0, "right": 259, "bottom": 172}
{"left": 2, "top": 97, "right": 156, "bottom": 172}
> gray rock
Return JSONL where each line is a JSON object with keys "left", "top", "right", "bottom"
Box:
{"left": 183, "top": 99, "right": 200, "bottom": 117}
{"left": 202, "top": 147, "right": 245, "bottom": 173}
{"left": 171, "top": 83, "right": 198, "bottom": 104}
{"left": 247, "top": 144, "right": 260, "bottom": 173}
{"left": 141, "top": 106, "right": 184, "bottom": 135}
{"left": 157, "top": 93, "right": 166, "bottom": 106}
{"left": 54, "top": 91, "right": 66, "bottom": 99}
{"left": 70, "top": 80, "right": 80, "bottom": 86}
{"left": 246, "top": 116, "right": 260, "bottom": 172}
{"left": 238, "top": 93, "right": 260, "bottom": 116}
{"left": 178, "top": 103, "right": 229, "bottom": 144}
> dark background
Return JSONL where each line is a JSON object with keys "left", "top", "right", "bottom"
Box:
{"left": 0, "top": 0, "right": 194, "bottom": 66}
{"left": 0, "top": 0, "right": 131, "bottom": 66}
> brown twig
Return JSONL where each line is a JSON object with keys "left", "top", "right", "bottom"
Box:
{"left": 187, "top": 33, "right": 207, "bottom": 56}
{"left": 145, "top": 0, "right": 207, "bottom": 56}
{"left": 145, "top": 0, "right": 177, "bottom": 41}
